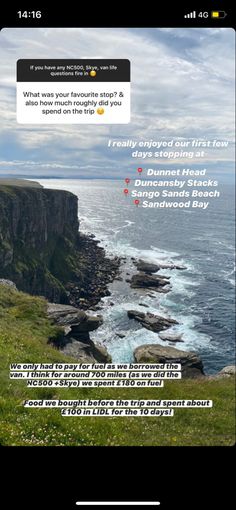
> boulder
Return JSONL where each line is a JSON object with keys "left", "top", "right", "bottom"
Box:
{"left": 211, "top": 365, "right": 236, "bottom": 378}
{"left": 134, "top": 260, "right": 160, "bottom": 273}
{"left": 62, "top": 338, "right": 111, "bottom": 363}
{"left": 47, "top": 303, "right": 86, "bottom": 325}
{"left": 47, "top": 302, "right": 103, "bottom": 334}
{"left": 93, "top": 344, "right": 112, "bottom": 363}
{"left": 71, "top": 315, "right": 103, "bottom": 333}
{"left": 47, "top": 302, "right": 110, "bottom": 362}
{"left": 134, "top": 344, "right": 204, "bottom": 378}
{"left": 130, "top": 272, "right": 170, "bottom": 292}
{"left": 218, "top": 365, "right": 236, "bottom": 376}
{"left": 127, "top": 310, "right": 178, "bottom": 332}
{"left": 134, "top": 259, "right": 187, "bottom": 272}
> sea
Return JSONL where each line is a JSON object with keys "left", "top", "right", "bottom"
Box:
{"left": 39, "top": 179, "right": 235, "bottom": 374}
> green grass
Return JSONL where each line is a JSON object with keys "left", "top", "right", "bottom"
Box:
{"left": 0, "top": 285, "right": 235, "bottom": 446}
{"left": 0, "top": 179, "right": 42, "bottom": 188}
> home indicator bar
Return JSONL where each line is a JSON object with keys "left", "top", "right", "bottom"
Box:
{"left": 76, "top": 503, "right": 161, "bottom": 507}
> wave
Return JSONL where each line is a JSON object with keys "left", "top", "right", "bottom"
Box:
{"left": 90, "top": 299, "right": 212, "bottom": 363}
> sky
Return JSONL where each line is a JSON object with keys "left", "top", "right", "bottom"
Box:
{"left": 0, "top": 27, "right": 235, "bottom": 179}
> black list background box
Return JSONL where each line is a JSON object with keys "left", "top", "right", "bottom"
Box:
{"left": 2, "top": 446, "right": 234, "bottom": 510}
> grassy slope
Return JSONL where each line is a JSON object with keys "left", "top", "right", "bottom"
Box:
{"left": 0, "top": 286, "right": 235, "bottom": 446}
{"left": 0, "top": 179, "right": 42, "bottom": 187}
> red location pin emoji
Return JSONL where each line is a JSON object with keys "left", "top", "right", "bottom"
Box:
{"left": 125, "top": 178, "right": 130, "bottom": 184}
{"left": 124, "top": 188, "right": 129, "bottom": 194}
{"left": 134, "top": 199, "right": 140, "bottom": 206}
{"left": 137, "top": 167, "right": 143, "bottom": 173}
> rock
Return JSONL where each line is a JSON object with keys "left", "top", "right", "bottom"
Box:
{"left": 134, "top": 344, "right": 204, "bottom": 378}
{"left": 154, "top": 287, "right": 170, "bottom": 294}
{"left": 47, "top": 302, "right": 111, "bottom": 362}
{"left": 135, "top": 260, "right": 160, "bottom": 273}
{"left": 159, "top": 331, "right": 183, "bottom": 343}
{"left": 130, "top": 272, "right": 170, "bottom": 292}
{"left": 211, "top": 365, "right": 236, "bottom": 379}
{"left": 62, "top": 338, "right": 111, "bottom": 363}
{"left": 138, "top": 303, "right": 149, "bottom": 308}
{"left": 133, "top": 259, "right": 187, "bottom": 272}
{"left": 127, "top": 310, "right": 178, "bottom": 332}
{"left": 47, "top": 303, "right": 87, "bottom": 326}
{"left": 93, "top": 344, "right": 112, "bottom": 363}
{"left": 0, "top": 279, "right": 17, "bottom": 290}
{"left": 47, "top": 303, "right": 103, "bottom": 335}
{"left": 219, "top": 365, "right": 236, "bottom": 376}
{"left": 71, "top": 315, "right": 103, "bottom": 333}
{"left": 47, "top": 303, "right": 103, "bottom": 331}
{"left": 65, "top": 340, "right": 89, "bottom": 355}
{"left": 63, "top": 325, "right": 71, "bottom": 336}
{"left": 116, "top": 332, "right": 126, "bottom": 338}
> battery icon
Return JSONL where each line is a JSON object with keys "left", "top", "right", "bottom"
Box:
{"left": 211, "top": 11, "right": 227, "bottom": 18}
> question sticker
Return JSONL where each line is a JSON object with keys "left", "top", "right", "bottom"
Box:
{"left": 17, "top": 59, "right": 130, "bottom": 124}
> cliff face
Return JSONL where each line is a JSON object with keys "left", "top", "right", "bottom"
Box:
{"left": 0, "top": 183, "right": 120, "bottom": 307}
{"left": 0, "top": 185, "right": 79, "bottom": 302}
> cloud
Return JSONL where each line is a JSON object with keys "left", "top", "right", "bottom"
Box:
{"left": 0, "top": 27, "right": 234, "bottom": 177}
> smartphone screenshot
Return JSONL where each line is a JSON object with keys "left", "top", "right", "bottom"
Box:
{"left": 0, "top": 5, "right": 235, "bottom": 510}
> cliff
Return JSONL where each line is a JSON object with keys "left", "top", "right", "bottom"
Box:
{"left": 0, "top": 182, "right": 120, "bottom": 306}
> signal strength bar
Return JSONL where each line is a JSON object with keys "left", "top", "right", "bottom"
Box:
{"left": 184, "top": 11, "right": 196, "bottom": 18}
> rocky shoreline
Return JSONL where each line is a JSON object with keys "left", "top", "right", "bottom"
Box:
{"left": 0, "top": 181, "right": 234, "bottom": 376}
{"left": 65, "top": 233, "right": 121, "bottom": 310}
{"left": 82, "top": 255, "right": 235, "bottom": 378}
{"left": 45, "top": 251, "right": 235, "bottom": 377}
{"left": 1, "top": 252, "right": 235, "bottom": 377}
